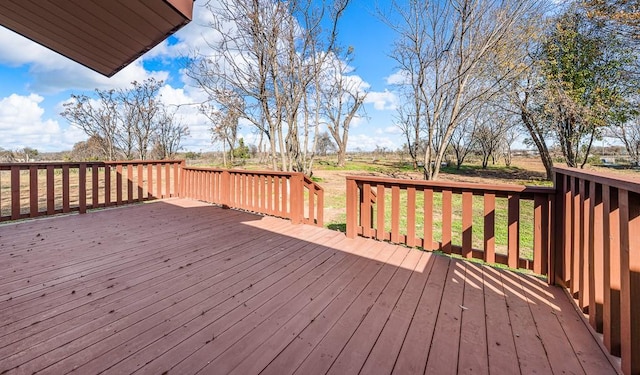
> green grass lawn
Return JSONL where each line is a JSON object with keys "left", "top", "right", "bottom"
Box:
{"left": 315, "top": 157, "right": 546, "bottom": 261}
{"left": 326, "top": 186, "right": 535, "bottom": 260}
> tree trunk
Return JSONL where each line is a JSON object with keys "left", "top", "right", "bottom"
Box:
{"left": 520, "top": 105, "right": 554, "bottom": 180}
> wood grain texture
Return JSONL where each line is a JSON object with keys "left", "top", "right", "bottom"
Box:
{"left": 0, "top": 199, "right": 618, "bottom": 375}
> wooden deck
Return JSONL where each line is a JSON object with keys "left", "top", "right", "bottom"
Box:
{"left": 0, "top": 199, "right": 618, "bottom": 374}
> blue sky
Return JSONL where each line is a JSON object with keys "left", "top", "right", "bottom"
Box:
{"left": 0, "top": 1, "right": 405, "bottom": 153}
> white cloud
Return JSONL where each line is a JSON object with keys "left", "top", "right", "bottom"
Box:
{"left": 158, "top": 84, "right": 213, "bottom": 152}
{"left": 346, "top": 134, "right": 399, "bottom": 152}
{"left": 0, "top": 27, "right": 169, "bottom": 94}
{"left": 375, "top": 126, "right": 402, "bottom": 135}
{"left": 0, "top": 94, "right": 85, "bottom": 151}
{"left": 365, "top": 90, "right": 398, "bottom": 111}
{"left": 146, "top": 2, "right": 225, "bottom": 60}
{"left": 386, "top": 70, "right": 410, "bottom": 85}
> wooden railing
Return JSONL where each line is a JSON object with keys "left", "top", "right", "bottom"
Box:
{"left": 0, "top": 160, "right": 183, "bottom": 221}
{"left": 346, "top": 169, "right": 640, "bottom": 374}
{"left": 180, "top": 167, "right": 324, "bottom": 226}
{"left": 346, "top": 176, "right": 555, "bottom": 273}
{"left": 553, "top": 167, "right": 640, "bottom": 375}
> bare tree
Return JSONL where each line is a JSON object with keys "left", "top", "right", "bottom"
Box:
{"left": 61, "top": 90, "right": 121, "bottom": 160}
{"left": 499, "top": 50, "right": 557, "bottom": 179}
{"left": 474, "top": 108, "right": 512, "bottom": 168}
{"left": 315, "top": 131, "right": 337, "bottom": 156}
{"left": 187, "top": 0, "right": 351, "bottom": 174}
{"left": 502, "top": 125, "right": 519, "bottom": 167}
{"left": 120, "top": 79, "right": 163, "bottom": 160}
{"left": 381, "top": 0, "right": 543, "bottom": 179}
{"left": 152, "top": 108, "right": 189, "bottom": 160}
{"left": 201, "top": 89, "right": 244, "bottom": 167}
{"left": 13, "top": 147, "right": 39, "bottom": 162}
{"left": 394, "top": 101, "right": 423, "bottom": 170}
{"left": 321, "top": 52, "right": 367, "bottom": 167}
{"left": 610, "top": 116, "right": 640, "bottom": 166}
{"left": 449, "top": 115, "right": 476, "bottom": 169}
{"left": 0, "top": 147, "right": 14, "bottom": 162}
{"left": 71, "top": 135, "right": 107, "bottom": 161}
{"left": 62, "top": 79, "right": 187, "bottom": 161}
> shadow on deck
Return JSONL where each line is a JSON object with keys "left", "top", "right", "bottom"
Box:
{"left": 0, "top": 199, "right": 618, "bottom": 374}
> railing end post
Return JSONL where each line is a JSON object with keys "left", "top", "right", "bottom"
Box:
{"left": 346, "top": 178, "right": 358, "bottom": 238}
{"left": 290, "top": 173, "right": 304, "bottom": 225}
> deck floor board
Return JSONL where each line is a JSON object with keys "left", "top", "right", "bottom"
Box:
{"left": 0, "top": 199, "right": 618, "bottom": 374}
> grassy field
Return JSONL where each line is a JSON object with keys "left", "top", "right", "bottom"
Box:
{"left": 309, "top": 157, "right": 548, "bottom": 260}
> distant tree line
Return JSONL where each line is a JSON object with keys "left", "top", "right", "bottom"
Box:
{"left": 0, "top": 147, "right": 39, "bottom": 162}
{"left": 61, "top": 78, "right": 189, "bottom": 161}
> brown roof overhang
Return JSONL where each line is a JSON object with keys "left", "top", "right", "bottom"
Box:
{"left": 0, "top": 0, "right": 194, "bottom": 77}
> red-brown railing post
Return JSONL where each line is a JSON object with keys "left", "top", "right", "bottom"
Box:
{"left": 289, "top": 173, "right": 304, "bottom": 224}
{"left": 46, "top": 165, "right": 55, "bottom": 215}
{"left": 79, "top": 163, "right": 87, "bottom": 214}
{"left": 442, "top": 190, "right": 452, "bottom": 253}
{"left": 589, "top": 180, "right": 604, "bottom": 332}
{"left": 407, "top": 187, "right": 417, "bottom": 247}
{"left": 127, "top": 164, "right": 134, "bottom": 203}
{"left": 29, "top": 165, "right": 38, "bottom": 217}
{"left": 507, "top": 193, "right": 520, "bottom": 269}
{"left": 137, "top": 164, "right": 144, "bottom": 201}
{"left": 11, "top": 166, "right": 20, "bottom": 220}
{"left": 603, "top": 185, "right": 621, "bottom": 356}
{"left": 115, "top": 164, "right": 123, "bottom": 205}
{"left": 377, "top": 185, "right": 387, "bottom": 242}
{"left": 620, "top": 189, "right": 640, "bottom": 375}
{"left": 484, "top": 193, "right": 496, "bottom": 265}
{"left": 92, "top": 164, "right": 99, "bottom": 208}
{"left": 346, "top": 178, "right": 358, "bottom": 238}
{"left": 361, "top": 183, "right": 372, "bottom": 237}
{"left": 175, "top": 161, "right": 182, "bottom": 197}
{"left": 462, "top": 191, "right": 473, "bottom": 259}
{"left": 62, "top": 164, "right": 70, "bottom": 213}
{"left": 423, "top": 189, "right": 433, "bottom": 250}
{"left": 220, "top": 169, "right": 231, "bottom": 209}
{"left": 104, "top": 164, "right": 112, "bottom": 206}
{"left": 551, "top": 171, "right": 564, "bottom": 286}
{"left": 316, "top": 185, "right": 324, "bottom": 227}
{"left": 147, "top": 162, "right": 153, "bottom": 198}
{"left": 179, "top": 165, "right": 186, "bottom": 198}
{"left": 533, "top": 193, "right": 550, "bottom": 277}
{"left": 579, "top": 179, "right": 590, "bottom": 312}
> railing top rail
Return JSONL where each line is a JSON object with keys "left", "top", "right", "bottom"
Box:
{"left": 346, "top": 175, "right": 554, "bottom": 195}
{"left": 554, "top": 166, "right": 640, "bottom": 194}
{"left": 0, "top": 161, "right": 106, "bottom": 169}
{"left": 0, "top": 159, "right": 185, "bottom": 170}
{"left": 104, "top": 159, "right": 184, "bottom": 165}
{"left": 303, "top": 175, "right": 324, "bottom": 192}
{"left": 182, "top": 166, "right": 307, "bottom": 178}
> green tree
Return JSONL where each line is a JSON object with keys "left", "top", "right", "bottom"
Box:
{"left": 539, "top": 8, "right": 636, "bottom": 168}
{"left": 583, "top": 0, "right": 640, "bottom": 44}
{"left": 233, "top": 138, "right": 250, "bottom": 160}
